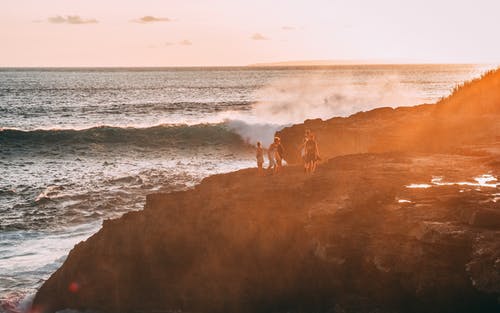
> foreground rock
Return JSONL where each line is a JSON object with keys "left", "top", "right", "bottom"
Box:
{"left": 32, "top": 150, "right": 499, "bottom": 313}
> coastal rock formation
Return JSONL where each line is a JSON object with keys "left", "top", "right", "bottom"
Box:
{"left": 32, "top": 69, "right": 500, "bottom": 313}
{"left": 277, "top": 69, "right": 500, "bottom": 163}
{"left": 32, "top": 152, "right": 499, "bottom": 313}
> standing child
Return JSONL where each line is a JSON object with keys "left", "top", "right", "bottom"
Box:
{"left": 267, "top": 140, "right": 277, "bottom": 174}
{"left": 256, "top": 141, "right": 264, "bottom": 176}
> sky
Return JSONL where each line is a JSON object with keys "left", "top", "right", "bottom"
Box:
{"left": 2, "top": 0, "right": 500, "bottom": 67}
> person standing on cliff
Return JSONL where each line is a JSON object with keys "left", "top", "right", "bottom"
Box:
{"left": 268, "top": 138, "right": 278, "bottom": 174}
{"left": 299, "top": 129, "right": 312, "bottom": 171}
{"left": 304, "top": 134, "right": 320, "bottom": 174}
{"left": 275, "top": 137, "right": 284, "bottom": 173}
{"left": 256, "top": 141, "right": 264, "bottom": 176}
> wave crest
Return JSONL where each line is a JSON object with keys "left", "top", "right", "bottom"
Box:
{"left": 0, "top": 124, "right": 246, "bottom": 148}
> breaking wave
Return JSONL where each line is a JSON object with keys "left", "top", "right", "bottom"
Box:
{"left": 0, "top": 123, "right": 249, "bottom": 148}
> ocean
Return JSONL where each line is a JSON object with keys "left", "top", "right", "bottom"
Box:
{"left": 0, "top": 64, "right": 494, "bottom": 311}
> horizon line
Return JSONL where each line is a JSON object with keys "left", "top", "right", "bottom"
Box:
{"left": 0, "top": 62, "right": 495, "bottom": 69}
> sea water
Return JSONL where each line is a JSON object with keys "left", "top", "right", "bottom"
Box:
{"left": 0, "top": 64, "right": 494, "bottom": 311}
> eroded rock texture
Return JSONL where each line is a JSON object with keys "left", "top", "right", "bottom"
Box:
{"left": 32, "top": 152, "right": 499, "bottom": 313}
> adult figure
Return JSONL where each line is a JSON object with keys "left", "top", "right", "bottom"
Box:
{"left": 299, "top": 129, "right": 312, "bottom": 171}
{"left": 267, "top": 139, "right": 277, "bottom": 173}
{"left": 275, "top": 137, "right": 284, "bottom": 173}
{"left": 304, "top": 134, "right": 320, "bottom": 174}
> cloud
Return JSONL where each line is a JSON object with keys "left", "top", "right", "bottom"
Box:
{"left": 161, "top": 41, "right": 192, "bottom": 47}
{"left": 281, "top": 26, "right": 296, "bottom": 31}
{"left": 132, "top": 16, "right": 171, "bottom": 23}
{"left": 251, "top": 33, "right": 269, "bottom": 40}
{"left": 178, "top": 40, "right": 192, "bottom": 46}
{"left": 47, "top": 15, "right": 98, "bottom": 24}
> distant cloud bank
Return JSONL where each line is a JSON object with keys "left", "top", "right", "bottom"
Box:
{"left": 251, "top": 33, "right": 269, "bottom": 40}
{"left": 178, "top": 40, "right": 192, "bottom": 46}
{"left": 132, "top": 16, "right": 171, "bottom": 23}
{"left": 163, "top": 40, "right": 192, "bottom": 47}
{"left": 47, "top": 15, "right": 98, "bottom": 24}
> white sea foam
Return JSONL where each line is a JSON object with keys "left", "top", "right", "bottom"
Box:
{"left": 407, "top": 175, "right": 498, "bottom": 189}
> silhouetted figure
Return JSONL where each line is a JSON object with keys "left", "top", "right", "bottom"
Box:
{"left": 299, "top": 129, "right": 312, "bottom": 171}
{"left": 256, "top": 141, "right": 264, "bottom": 176}
{"left": 275, "top": 137, "right": 284, "bottom": 173}
{"left": 268, "top": 140, "right": 277, "bottom": 174}
{"left": 304, "top": 134, "right": 320, "bottom": 174}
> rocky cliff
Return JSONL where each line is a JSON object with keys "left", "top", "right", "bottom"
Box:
{"left": 32, "top": 70, "right": 500, "bottom": 313}
{"left": 277, "top": 69, "right": 500, "bottom": 163}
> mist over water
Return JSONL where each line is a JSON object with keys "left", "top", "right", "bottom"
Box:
{"left": 223, "top": 72, "right": 429, "bottom": 145}
{"left": 0, "top": 64, "right": 493, "bottom": 311}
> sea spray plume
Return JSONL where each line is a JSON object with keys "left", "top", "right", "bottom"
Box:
{"left": 225, "top": 120, "right": 286, "bottom": 147}
{"left": 220, "top": 73, "right": 422, "bottom": 145}
{"left": 250, "top": 73, "right": 423, "bottom": 125}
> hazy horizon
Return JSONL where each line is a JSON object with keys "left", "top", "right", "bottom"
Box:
{"left": 0, "top": 61, "right": 496, "bottom": 69}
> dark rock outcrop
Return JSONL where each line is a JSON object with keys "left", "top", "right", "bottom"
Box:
{"left": 32, "top": 69, "right": 500, "bottom": 313}
{"left": 32, "top": 152, "right": 500, "bottom": 313}
{"left": 277, "top": 69, "right": 500, "bottom": 163}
